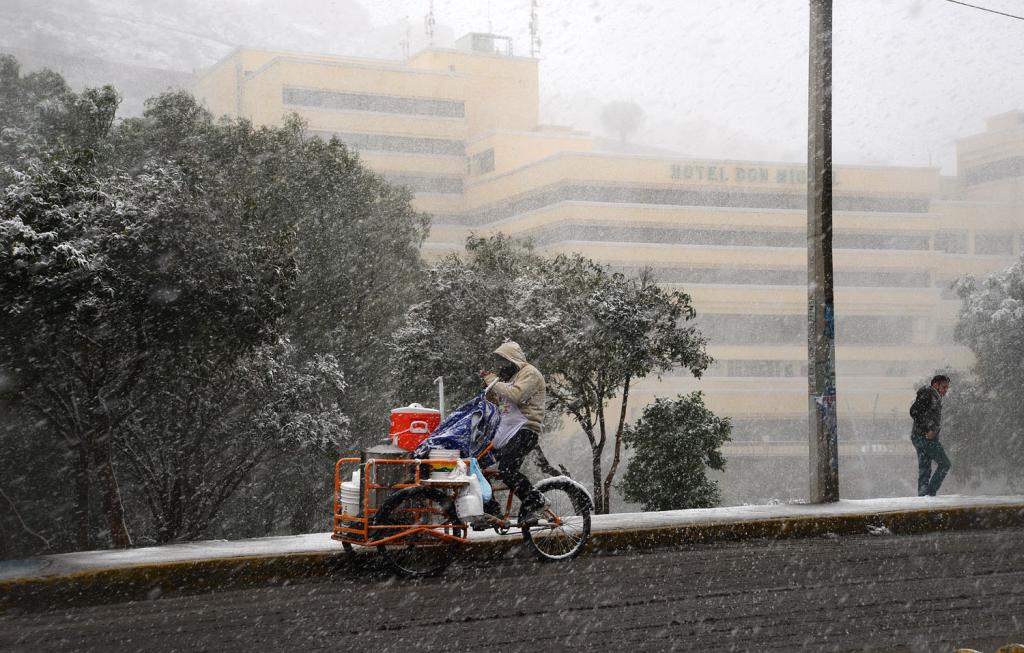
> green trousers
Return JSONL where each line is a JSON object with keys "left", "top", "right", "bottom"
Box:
{"left": 911, "top": 434, "right": 950, "bottom": 496}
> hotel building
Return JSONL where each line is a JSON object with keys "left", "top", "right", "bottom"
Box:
{"left": 195, "top": 34, "right": 1024, "bottom": 502}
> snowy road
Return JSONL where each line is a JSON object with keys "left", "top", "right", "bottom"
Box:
{"left": 2, "top": 528, "right": 1021, "bottom": 652}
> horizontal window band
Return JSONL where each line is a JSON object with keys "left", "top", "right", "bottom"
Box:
{"left": 283, "top": 87, "right": 465, "bottom": 118}
{"left": 307, "top": 130, "right": 466, "bottom": 156}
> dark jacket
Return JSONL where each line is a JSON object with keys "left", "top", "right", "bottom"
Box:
{"left": 910, "top": 386, "right": 942, "bottom": 439}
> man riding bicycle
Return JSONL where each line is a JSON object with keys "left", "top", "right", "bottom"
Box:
{"left": 480, "top": 341, "right": 548, "bottom": 526}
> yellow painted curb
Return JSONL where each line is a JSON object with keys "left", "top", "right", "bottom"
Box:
{"left": 2, "top": 502, "right": 1022, "bottom": 610}
{"left": 586, "top": 504, "right": 1024, "bottom": 552}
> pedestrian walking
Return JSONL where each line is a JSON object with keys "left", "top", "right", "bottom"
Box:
{"left": 909, "top": 374, "right": 951, "bottom": 496}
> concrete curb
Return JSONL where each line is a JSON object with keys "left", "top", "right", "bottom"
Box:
{"left": 585, "top": 503, "right": 1024, "bottom": 551}
{"left": 3, "top": 501, "right": 1023, "bottom": 610}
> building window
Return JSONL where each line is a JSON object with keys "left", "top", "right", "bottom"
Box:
{"left": 934, "top": 232, "right": 968, "bottom": 254}
{"left": 833, "top": 233, "right": 930, "bottom": 250}
{"left": 382, "top": 173, "right": 463, "bottom": 194}
{"left": 838, "top": 315, "right": 914, "bottom": 344}
{"left": 526, "top": 224, "right": 930, "bottom": 251}
{"left": 604, "top": 265, "right": 931, "bottom": 288}
{"left": 694, "top": 314, "right": 806, "bottom": 345}
{"left": 935, "top": 324, "right": 956, "bottom": 343}
{"left": 703, "top": 360, "right": 807, "bottom": 377}
{"left": 728, "top": 417, "right": 910, "bottom": 443}
{"left": 833, "top": 270, "right": 931, "bottom": 287}
{"left": 975, "top": 233, "right": 1014, "bottom": 256}
{"left": 308, "top": 130, "right": 465, "bottom": 156}
{"left": 963, "top": 156, "right": 1024, "bottom": 186}
{"left": 458, "top": 182, "right": 932, "bottom": 226}
{"left": 470, "top": 148, "right": 495, "bottom": 176}
{"left": 283, "top": 87, "right": 465, "bottom": 118}
{"left": 693, "top": 314, "right": 913, "bottom": 345}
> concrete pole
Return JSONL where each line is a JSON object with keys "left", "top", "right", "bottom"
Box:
{"left": 807, "top": 0, "right": 839, "bottom": 503}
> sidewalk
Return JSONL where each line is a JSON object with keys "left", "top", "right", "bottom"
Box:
{"left": 3, "top": 494, "right": 1023, "bottom": 608}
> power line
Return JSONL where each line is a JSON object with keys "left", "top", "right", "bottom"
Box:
{"left": 942, "top": 0, "right": 1024, "bottom": 21}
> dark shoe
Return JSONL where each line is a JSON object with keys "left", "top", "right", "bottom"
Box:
{"left": 483, "top": 498, "right": 502, "bottom": 517}
{"left": 469, "top": 514, "right": 500, "bottom": 531}
{"left": 520, "top": 501, "right": 551, "bottom": 527}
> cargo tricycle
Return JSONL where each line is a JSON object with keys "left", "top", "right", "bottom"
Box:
{"left": 331, "top": 438, "right": 592, "bottom": 577}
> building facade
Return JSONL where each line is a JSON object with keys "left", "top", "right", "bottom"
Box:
{"left": 196, "top": 36, "right": 1024, "bottom": 501}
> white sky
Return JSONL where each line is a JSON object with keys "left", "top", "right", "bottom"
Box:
{"left": 358, "top": 0, "right": 1024, "bottom": 173}
{"left": 4, "top": 0, "right": 1023, "bottom": 173}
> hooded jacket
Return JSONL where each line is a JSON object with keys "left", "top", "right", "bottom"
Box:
{"left": 483, "top": 341, "right": 546, "bottom": 433}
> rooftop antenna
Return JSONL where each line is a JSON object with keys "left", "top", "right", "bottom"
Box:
{"left": 425, "top": 0, "right": 436, "bottom": 47}
{"left": 530, "top": 0, "right": 541, "bottom": 57}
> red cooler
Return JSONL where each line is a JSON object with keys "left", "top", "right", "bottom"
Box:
{"left": 390, "top": 403, "right": 442, "bottom": 451}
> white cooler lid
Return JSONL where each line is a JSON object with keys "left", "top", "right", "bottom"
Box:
{"left": 390, "top": 402, "right": 440, "bottom": 414}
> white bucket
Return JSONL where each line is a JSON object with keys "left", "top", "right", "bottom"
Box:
{"left": 341, "top": 480, "right": 360, "bottom": 517}
{"left": 427, "top": 449, "right": 461, "bottom": 480}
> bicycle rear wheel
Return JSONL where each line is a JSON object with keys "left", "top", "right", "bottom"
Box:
{"left": 521, "top": 478, "right": 592, "bottom": 561}
{"left": 373, "top": 486, "right": 463, "bottom": 577}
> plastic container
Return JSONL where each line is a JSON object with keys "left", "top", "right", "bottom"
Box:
{"left": 390, "top": 403, "right": 441, "bottom": 450}
{"left": 427, "top": 449, "right": 460, "bottom": 479}
{"left": 340, "top": 480, "right": 360, "bottom": 517}
{"left": 456, "top": 472, "right": 484, "bottom": 519}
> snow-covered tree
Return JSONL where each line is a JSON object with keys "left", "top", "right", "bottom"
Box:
{"left": 0, "top": 159, "right": 288, "bottom": 548}
{"left": 391, "top": 234, "right": 546, "bottom": 402}
{"left": 620, "top": 393, "right": 731, "bottom": 511}
{"left": 0, "top": 54, "right": 118, "bottom": 168}
{"left": 118, "top": 343, "right": 348, "bottom": 543}
{"left": 108, "top": 92, "right": 428, "bottom": 448}
{"left": 392, "top": 235, "right": 713, "bottom": 513}
{"left": 944, "top": 258, "right": 1024, "bottom": 492}
{"left": 539, "top": 259, "right": 712, "bottom": 513}
{"left": 1, "top": 64, "right": 423, "bottom": 552}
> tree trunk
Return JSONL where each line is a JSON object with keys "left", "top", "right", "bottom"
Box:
{"left": 93, "top": 437, "right": 132, "bottom": 548}
{"left": 73, "top": 438, "right": 91, "bottom": 550}
{"left": 591, "top": 448, "right": 605, "bottom": 514}
{"left": 603, "top": 377, "right": 631, "bottom": 514}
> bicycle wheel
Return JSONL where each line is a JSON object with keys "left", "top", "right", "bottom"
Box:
{"left": 373, "top": 486, "right": 463, "bottom": 577}
{"left": 520, "top": 478, "right": 592, "bottom": 561}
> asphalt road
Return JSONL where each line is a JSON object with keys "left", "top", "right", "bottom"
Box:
{"left": 2, "top": 528, "right": 1022, "bottom": 652}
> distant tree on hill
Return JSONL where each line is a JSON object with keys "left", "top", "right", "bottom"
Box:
{"left": 600, "top": 100, "right": 646, "bottom": 143}
{"left": 0, "top": 54, "right": 118, "bottom": 168}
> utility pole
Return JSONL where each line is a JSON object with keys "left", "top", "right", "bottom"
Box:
{"left": 530, "top": 0, "right": 541, "bottom": 58}
{"left": 807, "top": 0, "right": 839, "bottom": 503}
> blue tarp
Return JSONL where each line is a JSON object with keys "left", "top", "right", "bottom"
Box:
{"left": 414, "top": 390, "right": 500, "bottom": 467}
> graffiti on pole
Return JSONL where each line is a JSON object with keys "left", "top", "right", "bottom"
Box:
{"left": 813, "top": 303, "right": 839, "bottom": 473}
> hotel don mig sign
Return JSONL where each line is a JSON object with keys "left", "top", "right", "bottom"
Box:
{"left": 670, "top": 163, "right": 838, "bottom": 187}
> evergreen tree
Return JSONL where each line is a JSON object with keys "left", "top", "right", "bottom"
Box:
{"left": 0, "top": 59, "right": 427, "bottom": 552}
{"left": 945, "top": 258, "right": 1024, "bottom": 492}
{"left": 621, "top": 394, "right": 731, "bottom": 511}
{"left": 392, "top": 235, "right": 713, "bottom": 513}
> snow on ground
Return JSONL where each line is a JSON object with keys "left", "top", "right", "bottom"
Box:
{"left": 2, "top": 494, "right": 1022, "bottom": 583}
